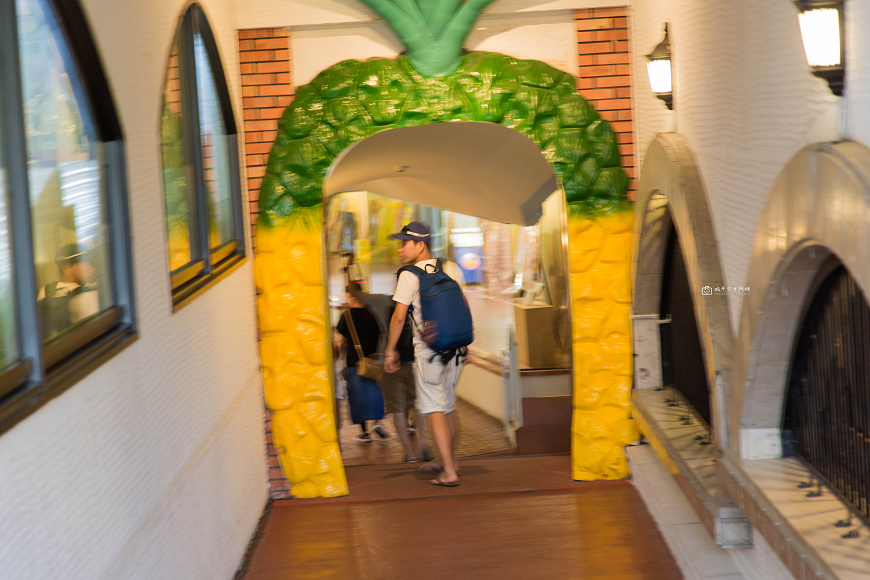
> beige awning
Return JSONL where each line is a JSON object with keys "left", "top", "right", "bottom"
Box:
{"left": 323, "top": 122, "right": 557, "bottom": 226}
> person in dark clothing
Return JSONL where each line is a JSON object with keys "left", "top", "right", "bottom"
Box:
{"left": 380, "top": 302, "right": 428, "bottom": 461}
{"left": 37, "top": 243, "right": 99, "bottom": 340}
{"left": 335, "top": 282, "right": 387, "bottom": 442}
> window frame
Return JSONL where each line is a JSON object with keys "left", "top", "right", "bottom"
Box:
{"left": 163, "top": 4, "right": 246, "bottom": 310}
{"left": 0, "top": 0, "right": 137, "bottom": 436}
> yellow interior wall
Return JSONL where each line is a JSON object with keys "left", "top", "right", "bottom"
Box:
{"left": 568, "top": 209, "right": 639, "bottom": 480}
{"left": 255, "top": 204, "right": 639, "bottom": 497}
{"left": 256, "top": 209, "right": 348, "bottom": 498}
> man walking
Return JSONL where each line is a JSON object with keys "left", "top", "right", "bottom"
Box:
{"left": 385, "top": 222, "right": 467, "bottom": 487}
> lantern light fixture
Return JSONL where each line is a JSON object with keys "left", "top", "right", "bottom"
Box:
{"left": 645, "top": 24, "right": 673, "bottom": 110}
{"left": 794, "top": 0, "right": 845, "bottom": 95}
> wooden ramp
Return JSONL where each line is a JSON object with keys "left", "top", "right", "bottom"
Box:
{"left": 241, "top": 455, "right": 683, "bottom": 580}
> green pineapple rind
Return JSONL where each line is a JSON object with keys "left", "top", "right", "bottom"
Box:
{"left": 259, "top": 52, "right": 629, "bottom": 222}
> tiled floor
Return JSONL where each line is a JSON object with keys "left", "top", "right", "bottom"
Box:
{"left": 337, "top": 396, "right": 514, "bottom": 467}
{"left": 241, "top": 455, "right": 684, "bottom": 580}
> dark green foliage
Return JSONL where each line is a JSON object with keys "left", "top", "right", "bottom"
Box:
{"left": 259, "top": 52, "right": 629, "bottom": 220}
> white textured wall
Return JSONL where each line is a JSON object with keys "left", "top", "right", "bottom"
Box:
{"left": 631, "top": 0, "right": 870, "bottom": 333}
{"left": 292, "top": 10, "right": 579, "bottom": 86}
{"left": 0, "top": 0, "right": 268, "bottom": 577}
{"left": 237, "top": 0, "right": 627, "bottom": 29}
{"left": 456, "top": 365, "right": 506, "bottom": 422}
{"left": 845, "top": 0, "right": 870, "bottom": 147}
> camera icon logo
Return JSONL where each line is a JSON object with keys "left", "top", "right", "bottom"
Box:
{"left": 702, "top": 286, "right": 712, "bottom": 296}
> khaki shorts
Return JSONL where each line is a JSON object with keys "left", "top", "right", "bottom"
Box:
{"left": 380, "top": 363, "right": 416, "bottom": 414}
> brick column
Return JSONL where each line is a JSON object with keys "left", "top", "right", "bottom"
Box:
{"left": 575, "top": 7, "right": 635, "bottom": 198}
{"left": 239, "top": 27, "right": 294, "bottom": 499}
{"left": 165, "top": 45, "right": 181, "bottom": 114}
{"left": 239, "top": 28, "right": 294, "bottom": 250}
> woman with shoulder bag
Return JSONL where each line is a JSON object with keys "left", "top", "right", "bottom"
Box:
{"left": 335, "top": 282, "right": 388, "bottom": 442}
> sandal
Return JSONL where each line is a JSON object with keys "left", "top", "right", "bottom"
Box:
{"left": 431, "top": 476, "right": 459, "bottom": 487}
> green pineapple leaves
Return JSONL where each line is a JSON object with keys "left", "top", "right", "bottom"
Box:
{"left": 259, "top": 52, "right": 629, "bottom": 223}
{"left": 359, "top": 0, "right": 496, "bottom": 77}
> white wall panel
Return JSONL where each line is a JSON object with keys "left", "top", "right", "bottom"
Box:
{"left": 293, "top": 11, "right": 577, "bottom": 86}
{"left": 293, "top": 22, "right": 402, "bottom": 86}
{"left": 845, "top": 0, "right": 870, "bottom": 146}
{"left": 0, "top": 0, "right": 268, "bottom": 577}
{"left": 238, "top": 0, "right": 627, "bottom": 29}
{"left": 468, "top": 11, "right": 578, "bottom": 74}
{"left": 631, "top": 0, "right": 861, "bottom": 333}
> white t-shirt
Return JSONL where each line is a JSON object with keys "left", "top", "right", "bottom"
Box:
{"left": 393, "top": 258, "right": 466, "bottom": 349}
{"left": 37, "top": 281, "right": 100, "bottom": 324}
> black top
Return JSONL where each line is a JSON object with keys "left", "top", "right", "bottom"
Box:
{"left": 388, "top": 303, "right": 415, "bottom": 363}
{"left": 336, "top": 306, "right": 381, "bottom": 369}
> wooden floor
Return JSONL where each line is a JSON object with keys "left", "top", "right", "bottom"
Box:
{"left": 241, "top": 456, "right": 683, "bottom": 580}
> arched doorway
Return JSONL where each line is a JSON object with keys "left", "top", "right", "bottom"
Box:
{"left": 255, "top": 54, "right": 635, "bottom": 498}
{"left": 321, "top": 122, "right": 567, "bottom": 466}
{"left": 716, "top": 142, "right": 870, "bottom": 576}
{"left": 659, "top": 221, "right": 711, "bottom": 425}
{"left": 630, "top": 133, "right": 746, "bottom": 547}
{"left": 783, "top": 261, "right": 870, "bottom": 522}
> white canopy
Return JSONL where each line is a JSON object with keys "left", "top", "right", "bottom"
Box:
{"left": 323, "top": 122, "right": 558, "bottom": 226}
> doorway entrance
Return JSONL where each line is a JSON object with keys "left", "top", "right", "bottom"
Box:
{"left": 324, "top": 185, "right": 573, "bottom": 468}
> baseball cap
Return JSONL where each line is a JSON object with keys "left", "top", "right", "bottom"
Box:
{"left": 389, "top": 221, "right": 430, "bottom": 245}
{"left": 55, "top": 243, "right": 87, "bottom": 267}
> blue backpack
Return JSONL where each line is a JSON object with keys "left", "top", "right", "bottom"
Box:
{"left": 398, "top": 258, "right": 474, "bottom": 358}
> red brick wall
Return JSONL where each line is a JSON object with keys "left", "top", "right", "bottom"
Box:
{"left": 164, "top": 44, "right": 181, "bottom": 114}
{"left": 575, "top": 7, "right": 636, "bottom": 198}
{"left": 239, "top": 27, "right": 294, "bottom": 500}
{"left": 239, "top": 28, "right": 294, "bottom": 251}
{"left": 242, "top": 16, "right": 636, "bottom": 498}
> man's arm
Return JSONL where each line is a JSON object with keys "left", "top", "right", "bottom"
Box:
{"left": 384, "top": 302, "right": 409, "bottom": 372}
{"left": 333, "top": 330, "right": 346, "bottom": 358}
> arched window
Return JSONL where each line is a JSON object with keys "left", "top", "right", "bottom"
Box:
{"left": 0, "top": 0, "right": 135, "bottom": 432}
{"left": 161, "top": 4, "right": 244, "bottom": 307}
{"left": 784, "top": 264, "right": 870, "bottom": 522}
{"left": 660, "top": 222, "right": 711, "bottom": 424}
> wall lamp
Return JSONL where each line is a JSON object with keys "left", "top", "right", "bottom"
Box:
{"left": 645, "top": 24, "right": 673, "bottom": 110}
{"left": 794, "top": 0, "right": 845, "bottom": 95}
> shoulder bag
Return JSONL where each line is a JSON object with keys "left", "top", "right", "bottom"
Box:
{"left": 343, "top": 310, "right": 383, "bottom": 381}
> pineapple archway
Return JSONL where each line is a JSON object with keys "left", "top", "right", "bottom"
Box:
{"left": 255, "top": 0, "right": 638, "bottom": 498}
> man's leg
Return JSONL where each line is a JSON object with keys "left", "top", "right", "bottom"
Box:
{"left": 413, "top": 356, "right": 456, "bottom": 479}
{"left": 381, "top": 365, "right": 411, "bottom": 456}
{"left": 428, "top": 411, "right": 458, "bottom": 484}
{"left": 391, "top": 411, "right": 416, "bottom": 460}
{"left": 446, "top": 410, "right": 460, "bottom": 457}
{"left": 411, "top": 407, "right": 428, "bottom": 458}
{"left": 443, "top": 356, "right": 463, "bottom": 465}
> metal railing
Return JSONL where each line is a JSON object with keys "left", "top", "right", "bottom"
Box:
{"left": 502, "top": 327, "right": 522, "bottom": 446}
{"left": 660, "top": 226, "right": 711, "bottom": 425}
{"left": 784, "top": 266, "right": 870, "bottom": 523}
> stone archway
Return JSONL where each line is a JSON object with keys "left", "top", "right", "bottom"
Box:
{"left": 732, "top": 141, "right": 870, "bottom": 459}
{"left": 632, "top": 133, "right": 734, "bottom": 446}
{"left": 255, "top": 52, "right": 636, "bottom": 498}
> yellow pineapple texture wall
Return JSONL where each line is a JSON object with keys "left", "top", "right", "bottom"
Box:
{"left": 255, "top": 207, "right": 639, "bottom": 496}
{"left": 255, "top": 210, "right": 348, "bottom": 498}
{"left": 568, "top": 209, "right": 639, "bottom": 480}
